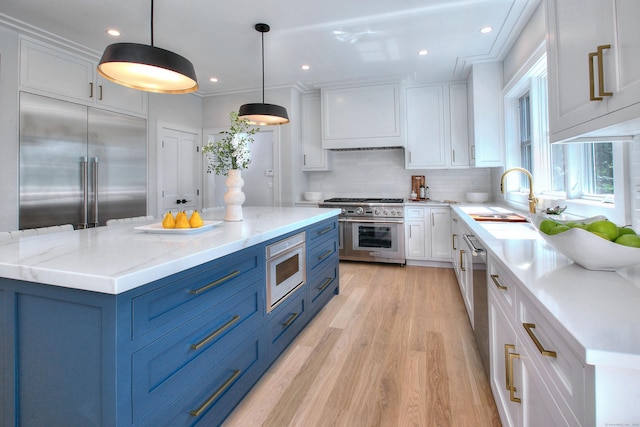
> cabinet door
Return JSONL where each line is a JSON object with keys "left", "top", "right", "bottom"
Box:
{"left": 301, "top": 94, "right": 330, "bottom": 171}
{"left": 546, "top": 0, "right": 611, "bottom": 137}
{"left": 405, "top": 85, "right": 446, "bottom": 168}
{"left": 160, "top": 128, "right": 201, "bottom": 213}
{"left": 406, "top": 221, "right": 427, "bottom": 260}
{"left": 429, "top": 208, "right": 451, "bottom": 260}
{"left": 449, "top": 83, "right": 470, "bottom": 167}
{"left": 20, "top": 38, "right": 94, "bottom": 103}
{"left": 468, "top": 63, "right": 504, "bottom": 167}
{"left": 95, "top": 75, "right": 148, "bottom": 115}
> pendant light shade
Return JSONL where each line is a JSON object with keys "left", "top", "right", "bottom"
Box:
{"left": 239, "top": 23, "right": 289, "bottom": 125}
{"left": 97, "top": 0, "right": 198, "bottom": 94}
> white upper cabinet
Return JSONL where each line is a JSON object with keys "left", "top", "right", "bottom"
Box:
{"left": 322, "top": 83, "right": 402, "bottom": 149}
{"left": 468, "top": 62, "right": 504, "bottom": 167}
{"left": 301, "top": 93, "right": 331, "bottom": 171}
{"left": 405, "top": 83, "right": 470, "bottom": 169}
{"left": 19, "top": 37, "right": 147, "bottom": 116}
{"left": 547, "top": 0, "right": 640, "bottom": 142}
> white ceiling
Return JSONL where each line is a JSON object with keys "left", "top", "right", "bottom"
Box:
{"left": 0, "top": 0, "right": 539, "bottom": 96}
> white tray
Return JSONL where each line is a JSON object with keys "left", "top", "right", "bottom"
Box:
{"left": 134, "top": 221, "right": 222, "bottom": 234}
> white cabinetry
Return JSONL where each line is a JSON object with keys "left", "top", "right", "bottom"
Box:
{"left": 405, "top": 83, "right": 469, "bottom": 169}
{"left": 488, "top": 257, "right": 585, "bottom": 426}
{"left": 322, "top": 84, "right": 402, "bottom": 149}
{"left": 301, "top": 93, "right": 330, "bottom": 171}
{"left": 547, "top": 0, "right": 640, "bottom": 142}
{"left": 467, "top": 62, "right": 503, "bottom": 167}
{"left": 19, "top": 37, "right": 147, "bottom": 116}
{"left": 404, "top": 206, "right": 451, "bottom": 262}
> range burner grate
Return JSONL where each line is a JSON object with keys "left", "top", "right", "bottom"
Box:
{"left": 322, "top": 198, "right": 404, "bottom": 204}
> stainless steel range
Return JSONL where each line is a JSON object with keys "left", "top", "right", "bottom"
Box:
{"left": 319, "top": 198, "right": 405, "bottom": 265}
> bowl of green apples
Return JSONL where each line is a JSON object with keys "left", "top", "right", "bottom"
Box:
{"left": 530, "top": 214, "right": 640, "bottom": 271}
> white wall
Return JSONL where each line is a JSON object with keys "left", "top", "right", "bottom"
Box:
{"left": 306, "top": 149, "right": 495, "bottom": 203}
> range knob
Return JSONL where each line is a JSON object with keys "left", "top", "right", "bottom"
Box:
{"left": 383, "top": 210, "right": 390, "bottom": 216}
{"left": 355, "top": 207, "right": 364, "bottom": 215}
{"left": 374, "top": 208, "right": 382, "bottom": 216}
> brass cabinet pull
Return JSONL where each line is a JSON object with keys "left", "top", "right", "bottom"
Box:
{"left": 282, "top": 312, "right": 300, "bottom": 328}
{"left": 89, "top": 82, "right": 94, "bottom": 98}
{"left": 597, "top": 44, "right": 612, "bottom": 97}
{"left": 508, "top": 352, "right": 522, "bottom": 403}
{"left": 452, "top": 233, "right": 458, "bottom": 251}
{"left": 504, "top": 344, "right": 516, "bottom": 391}
{"left": 460, "top": 249, "right": 466, "bottom": 271}
{"left": 523, "top": 323, "right": 557, "bottom": 358}
{"left": 190, "top": 270, "right": 240, "bottom": 295}
{"left": 317, "top": 277, "right": 333, "bottom": 292}
{"left": 318, "top": 249, "right": 333, "bottom": 261}
{"left": 189, "top": 369, "right": 241, "bottom": 417}
{"left": 589, "top": 51, "right": 601, "bottom": 101}
{"left": 490, "top": 274, "right": 507, "bottom": 291}
{"left": 317, "top": 226, "right": 333, "bottom": 236}
{"left": 190, "top": 315, "right": 240, "bottom": 350}
{"left": 98, "top": 84, "right": 103, "bottom": 100}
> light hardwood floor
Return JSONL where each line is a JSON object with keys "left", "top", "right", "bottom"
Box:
{"left": 223, "top": 262, "right": 502, "bottom": 427}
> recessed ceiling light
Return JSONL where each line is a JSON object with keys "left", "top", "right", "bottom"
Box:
{"left": 418, "top": 49, "right": 428, "bottom": 56}
{"left": 209, "top": 77, "right": 218, "bottom": 82}
{"left": 301, "top": 64, "right": 310, "bottom": 70}
{"left": 106, "top": 29, "right": 121, "bottom": 37}
{"left": 480, "top": 26, "right": 493, "bottom": 34}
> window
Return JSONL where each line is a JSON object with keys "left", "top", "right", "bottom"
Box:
{"left": 519, "top": 93, "right": 532, "bottom": 190}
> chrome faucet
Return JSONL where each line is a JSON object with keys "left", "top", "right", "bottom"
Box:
{"left": 500, "top": 167, "right": 538, "bottom": 214}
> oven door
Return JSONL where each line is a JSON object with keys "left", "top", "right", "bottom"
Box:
{"left": 343, "top": 219, "right": 405, "bottom": 263}
{"left": 266, "top": 233, "right": 306, "bottom": 312}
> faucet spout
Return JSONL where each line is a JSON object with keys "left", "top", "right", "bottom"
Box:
{"left": 500, "top": 167, "right": 538, "bottom": 214}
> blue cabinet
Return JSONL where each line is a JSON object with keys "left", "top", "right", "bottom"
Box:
{"left": 0, "top": 217, "right": 340, "bottom": 426}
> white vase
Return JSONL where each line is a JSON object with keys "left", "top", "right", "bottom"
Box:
{"left": 223, "top": 169, "right": 245, "bottom": 221}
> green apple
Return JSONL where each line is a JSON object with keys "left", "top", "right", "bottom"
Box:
{"left": 540, "top": 219, "right": 561, "bottom": 234}
{"left": 587, "top": 220, "right": 620, "bottom": 241}
{"left": 547, "top": 225, "right": 570, "bottom": 235}
{"left": 618, "top": 226, "right": 637, "bottom": 236}
{"left": 615, "top": 234, "right": 640, "bottom": 248}
{"left": 591, "top": 231, "right": 611, "bottom": 240}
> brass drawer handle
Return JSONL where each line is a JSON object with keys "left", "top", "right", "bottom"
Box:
{"left": 504, "top": 344, "right": 515, "bottom": 391}
{"left": 490, "top": 274, "right": 507, "bottom": 291}
{"left": 508, "top": 352, "right": 521, "bottom": 403}
{"left": 318, "top": 249, "right": 333, "bottom": 261}
{"left": 190, "top": 369, "right": 241, "bottom": 417}
{"left": 190, "top": 270, "right": 240, "bottom": 295}
{"left": 317, "top": 226, "right": 333, "bottom": 236}
{"left": 282, "top": 312, "right": 300, "bottom": 328}
{"left": 190, "top": 315, "right": 241, "bottom": 350}
{"left": 317, "top": 277, "right": 333, "bottom": 292}
{"left": 523, "top": 323, "right": 557, "bottom": 358}
{"left": 460, "top": 249, "right": 466, "bottom": 271}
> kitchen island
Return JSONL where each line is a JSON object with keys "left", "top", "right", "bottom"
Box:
{"left": 0, "top": 207, "right": 341, "bottom": 427}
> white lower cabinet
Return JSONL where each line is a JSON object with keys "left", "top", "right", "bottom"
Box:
{"left": 489, "top": 257, "right": 584, "bottom": 427}
{"left": 404, "top": 206, "right": 451, "bottom": 262}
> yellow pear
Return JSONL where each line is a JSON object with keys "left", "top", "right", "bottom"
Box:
{"left": 174, "top": 211, "right": 191, "bottom": 229}
{"left": 162, "top": 211, "right": 175, "bottom": 229}
{"left": 189, "top": 210, "right": 204, "bottom": 228}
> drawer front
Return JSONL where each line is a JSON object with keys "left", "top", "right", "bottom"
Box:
{"left": 306, "top": 217, "right": 338, "bottom": 247}
{"left": 132, "top": 247, "right": 263, "bottom": 341}
{"left": 308, "top": 262, "right": 339, "bottom": 306}
{"left": 132, "top": 281, "right": 261, "bottom": 421}
{"left": 307, "top": 237, "right": 339, "bottom": 273}
{"left": 267, "top": 289, "right": 307, "bottom": 363}
{"left": 518, "top": 296, "right": 585, "bottom": 425}
{"left": 487, "top": 258, "right": 517, "bottom": 318}
{"left": 405, "top": 207, "right": 426, "bottom": 219}
{"left": 143, "top": 332, "right": 264, "bottom": 427}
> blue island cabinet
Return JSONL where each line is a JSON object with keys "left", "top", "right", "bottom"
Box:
{"left": 0, "top": 216, "right": 340, "bottom": 427}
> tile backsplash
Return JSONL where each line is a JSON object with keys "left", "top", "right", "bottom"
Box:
{"left": 306, "top": 149, "right": 496, "bottom": 202}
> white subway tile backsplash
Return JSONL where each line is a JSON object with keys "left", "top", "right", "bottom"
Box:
{"left": 306, "top": 149, "right": 495, "bottom": 202}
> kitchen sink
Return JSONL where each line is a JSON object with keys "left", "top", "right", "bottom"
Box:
{"left": 460, "top": 206, "right": 528, "bottom": 223}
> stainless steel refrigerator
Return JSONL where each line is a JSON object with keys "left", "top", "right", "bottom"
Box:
{"left": 19, "top": 92, "right": 147, "bottom": 229}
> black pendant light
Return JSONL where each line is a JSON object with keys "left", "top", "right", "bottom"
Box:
{"left": 239, "top": 23, "right": 289, "bottom": 125}
{"left": 97, "top": 0, "right": 198, "bottom": 94}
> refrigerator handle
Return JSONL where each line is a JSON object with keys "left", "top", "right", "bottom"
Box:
{"left": 80, "top": 157, "right": 89, "bottom": 229}
{"left": 92, "top": 157, "right": 99, "bottom": 227}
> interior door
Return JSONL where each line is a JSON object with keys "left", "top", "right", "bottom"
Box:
{"left": 160, "top": 126, "right": 201, "bottom": 214}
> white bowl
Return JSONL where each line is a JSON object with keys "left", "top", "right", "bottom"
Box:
{"left": 465, "top": 192, "right": 489, "bottom": 203}
{"left": 303, "top": 191, "right": 323, "bottom": 201}
{"left": 529, "top": 214, "right": 640, "bottom": 271}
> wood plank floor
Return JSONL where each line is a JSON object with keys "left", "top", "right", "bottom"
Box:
{"left": 223, "top": 262, "right": 502, "bottom": 427}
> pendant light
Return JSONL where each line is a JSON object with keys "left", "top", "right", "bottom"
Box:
{"left": 238, "top": 23, "right": 289, "bottom": 125}
{"left": 97, "top": 0, "right": 198, "bottom": 94}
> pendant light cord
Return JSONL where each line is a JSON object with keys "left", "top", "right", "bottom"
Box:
{"left": 150, "top": 0, "right": 154, "bottom": 47}
{"left": 261, "top": 30, "right": 265, "bottom": 104}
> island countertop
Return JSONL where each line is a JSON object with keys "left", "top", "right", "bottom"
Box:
{"left": 0, "top": 207, "right": 340, "bottom": 295}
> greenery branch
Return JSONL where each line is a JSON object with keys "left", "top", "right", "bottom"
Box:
{"left": 202, "top": 111, "right": 259, "bottom": 175}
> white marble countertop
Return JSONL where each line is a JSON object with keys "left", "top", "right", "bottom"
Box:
{"left": 452, "top": 204, "right": 640, "bottom": 370}
{"left": 0, "top": 207, "right": 340, "bottom": 295}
